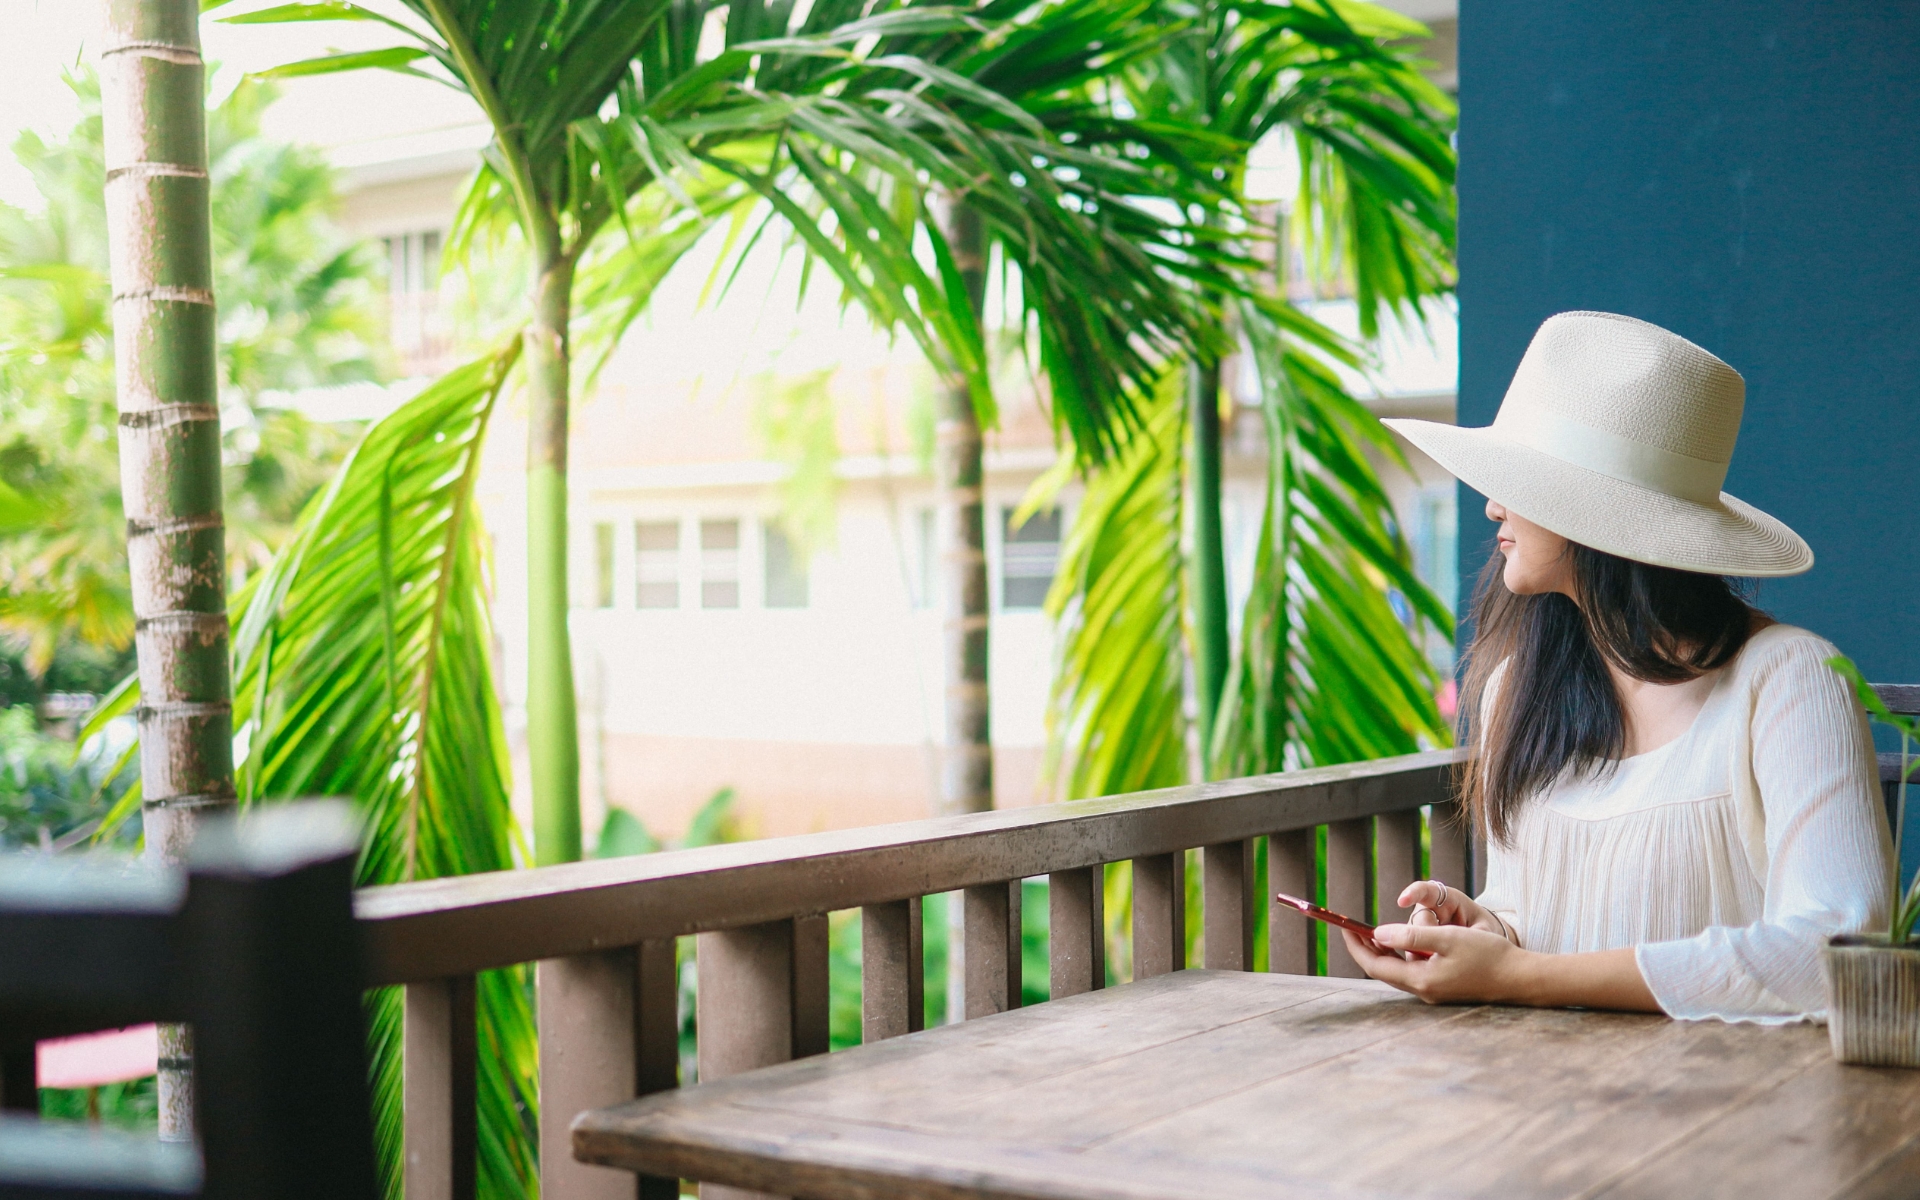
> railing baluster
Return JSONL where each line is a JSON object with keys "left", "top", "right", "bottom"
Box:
{"left": 861, "top": 898, "right": 924, "bottom": 1042}
{"left": 696, "top": 921, "right": 808, "bottom": 1200}
{"left": 792, "top": 914, "right": 829, "bottom": 1060}
{"left": 1202, "top": 841, "right": 1254, "bottom": 970}
{"left": 0, "top": 1049, "right": 34, "bottom": 1112}
{"left": 538, "top": 952, "right": 637, "bottom": 1200}
{"left": 1049, "top": 866, "right": 1105, "bottom": 998}
{"left": 403, "top": 975, "right": 475, "bottom": 1200}
{"left": 1324, "top": 818, "right": 1372, "bottom": 978}
{"left": 1130, "top": 853, "right": 1185, "bottom": 979}
{"left": 961, "top": 882, "right": 1021, "bottom": 1018}
{"left": 694, "top": 922, "right": 788, "bottom": 1083}
{"left": 1375, "top": 810, "right": 1422, "bottom": 930}
{"left": 1428, "top": 801, "right": 1472, "bottom": 897}
{"left": 634, "top": 939, "right": 680, "bottom": 1200}
{"left": 1267, "top": 829, "right": 1317, "bottom": 975}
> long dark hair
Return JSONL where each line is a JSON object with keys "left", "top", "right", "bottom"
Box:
{"left": 1458, "top": 542, "right": 1756, "bottom": 842}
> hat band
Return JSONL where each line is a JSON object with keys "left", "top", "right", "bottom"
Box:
{"left": 1493, "top": 405, "right": 1728, "bottom": 504}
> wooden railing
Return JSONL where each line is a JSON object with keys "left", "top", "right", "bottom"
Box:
{"left": 356, "top": 748, "right": 1471, "bottom": 1200}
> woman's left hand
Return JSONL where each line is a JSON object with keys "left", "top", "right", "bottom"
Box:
{"left": 1342, "top": 924, "right": 1534, "bottom": 1005}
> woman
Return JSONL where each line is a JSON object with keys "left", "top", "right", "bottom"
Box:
{"left": 1358, "top": 310, "right": 1893, "bottom": 1022}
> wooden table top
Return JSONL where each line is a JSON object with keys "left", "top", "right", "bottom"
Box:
{"left": 573, "top": 970, "right": 1920, "bottom": 1200}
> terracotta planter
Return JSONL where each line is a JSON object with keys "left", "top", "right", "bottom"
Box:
{"left": 1824, "top": 935, "right": 1920, "bottom": 1067}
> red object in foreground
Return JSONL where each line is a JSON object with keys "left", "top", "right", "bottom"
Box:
{"left": 1274, "top": 893, "right": 1432, "bottom": 959}
{"left": 1273, "top": 892, "right": 1376, "bottom": 938}
{"left": 36, "top": 1024, "right": 159, "bottom": 1089}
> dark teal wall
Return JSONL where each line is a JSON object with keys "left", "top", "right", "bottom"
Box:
{"left": 1457, "top": 4, "right": 1920, "bottom": 679}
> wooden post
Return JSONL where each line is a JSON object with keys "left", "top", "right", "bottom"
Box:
{"left": 791, "top": 915, "right": 830, "bottom": 1061}
{"left": 1131, "top": 853, "right": 1185, "bottom": 980}
{"left": 1202, "top": 840, "right": 1254, "bottom": 971}
{"left": 538, "top": 951, "right": 637, "bottom": 1200}
{"left": 961, "top": 882, "right": 1021, "bottom": 1018}
{"left": 1428, "top": 801, "right": 1472, "bottom": 896}
{"left": 404, "top": 976, "right": 476, "bottom": 1200}
{"left": 861, "top": 898, "right": 924, "bottom": 1042}
{"left": 696, "top": 921, "right": 806, "bottom": 1200}
{"left": 1323, "top": 818, "right": 1371, "bottom": 979}
{"left": 1375, "top": 810, "right": 1422, "bottom": 928}
{"left": 634, "top": 940, "right": 680, "bottom": 1200}
{"left": 1049, "top": 866, "right": 1104, "bottom": 998}
{"left": 1267, "top": 829, "right": 1318, "bottom": 976}
{"left": 0, "top": 1048, "right": 35, "bottom": 1112}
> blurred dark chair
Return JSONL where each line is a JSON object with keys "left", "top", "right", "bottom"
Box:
{"left": 0, "top": 802, "right": 376, "bottom": 1200}
{"left": 1874, "top": 684, "right": 1920, "bottom": 841}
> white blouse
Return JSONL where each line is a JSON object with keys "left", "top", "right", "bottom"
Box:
{"left": 1477, "top": 624, "right": 1894, "bottom": 1023}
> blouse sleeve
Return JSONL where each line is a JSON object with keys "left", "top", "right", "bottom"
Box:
{"left": 1635, "top": 633, "right": 1894, "bottom": 1023}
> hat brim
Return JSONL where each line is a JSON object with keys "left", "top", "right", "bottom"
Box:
{"left": 1382, "top": 418, "right": 1813, "bottom": 578}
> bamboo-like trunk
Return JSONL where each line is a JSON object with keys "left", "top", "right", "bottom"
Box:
{"left": 101, "top": 0, "right": 234, "bottom": 1140}
{"left": 1188, "top": 358, "right": 1229, "bottom": 777}
{"left": 937, "top": 198, "right": 991, "bottom": 1022}
{"left": 526, "top": 250, "right": 582, "bottom": 866}
{"left": 935, "top": 198, "right": 991, "bottom": 817}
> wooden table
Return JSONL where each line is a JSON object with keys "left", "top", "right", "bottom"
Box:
{"left": 573, "top": 970, "right": 1920, "bottom": 1200}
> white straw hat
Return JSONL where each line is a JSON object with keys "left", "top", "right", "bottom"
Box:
{"left": 1384, "top": 311, "right": 1812, "bottom": 577}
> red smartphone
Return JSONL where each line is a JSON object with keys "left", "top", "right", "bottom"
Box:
{"left": 1274, "top": 892, "right": 1375, "bottom": 938}
{"left": 1273, "top": 892, "right": 1432, "bottom": 958}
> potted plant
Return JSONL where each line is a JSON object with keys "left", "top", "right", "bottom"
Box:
{"left": 1826, "top": 660, "right": 1920, "bottom": 1067}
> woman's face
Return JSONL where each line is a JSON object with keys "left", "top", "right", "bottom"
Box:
{"left": 1486, "top": 499, "right": 1574, "bottom": 596}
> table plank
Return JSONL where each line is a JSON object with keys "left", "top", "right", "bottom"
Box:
{"left": 1592, "top": 1053, "right": 1920, "bottom": 1199}
{"left": 1099, "top": 1003, "right": 1821, "bottom": 1198}
{"left": 573, "top": 972, "right": 1920, "bottom": 1200}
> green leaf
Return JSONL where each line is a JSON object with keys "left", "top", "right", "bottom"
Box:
{"left": 250, "top": 46, "right": 433, "bottom": 81}
{"left": 595, "top": 808, "right": 663, "bottom": 857}
{"left": 217, "top": 1, "right": 435, "bottom": 46}
{"left": 229, "top": 341, "right": 537, "bottom": 1200}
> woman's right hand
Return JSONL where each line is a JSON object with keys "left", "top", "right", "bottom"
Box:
{"left": 1395, "top": 880, "right": 1511, "bottom": 941}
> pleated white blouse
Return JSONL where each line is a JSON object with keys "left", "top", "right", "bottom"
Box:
{"left": 1476, "top": 624, "right": 1894, "bottom": 1023}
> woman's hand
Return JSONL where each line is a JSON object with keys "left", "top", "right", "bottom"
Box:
{"left": 1398, "top": 879, "right": 1510, "bottom": 939}
{"left": 1343, "top": 925, "right": 1664, "bottom": 1012}
{"left": 1344, "top": 924, "right": 1533, "bottom": 1005}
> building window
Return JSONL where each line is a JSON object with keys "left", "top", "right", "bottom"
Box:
{"left": 1408, "top": 484, "right": 1458, "bottom": 618}
{"left": 912, "top": 507, "right": 935, "bottom": 609}
{"left": 700, "top": 519, "right": 740, "bottom": 609}
{"left": 763, "top": 524, "right": 809, "bottom": 609}
{"left": 635, "top": 520, "right": 679, "bottom": 609}
{"left": 1002, "top": 506, "right": 1062, "bottom": 610}
{"left": 593, "top": 522, "right": 616, "bottom": 609}
{"left": 381, "top": 229, "right": 449, "bottom": 372}
{"left": 384, "top": 229, "right": 441, "bottom": 295}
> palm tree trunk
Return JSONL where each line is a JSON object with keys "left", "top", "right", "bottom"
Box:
{"left": 1188, "top": 358, "right": 1229, "bottom": 776}
{"left": 937, "top": 197, "right": 990, "bottom": 1020}
{"left": 526, "top": 249, "right": 582, "bottom": 866}
{"left": 935, "top": 197, "right": 992, "bottom": 818}
{"left": 101, "top": 0, "right": 234, "bottom": 1140}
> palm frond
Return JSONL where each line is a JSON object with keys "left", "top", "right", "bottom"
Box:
{"left": 228, "top": 342, "right": 536, "bottom": 1200}
{"left": 1043, "top": 375, "right": 1188, "bottom": 799}
{"left": 1213, "top": 300, "right": 1450, "bottom": 776}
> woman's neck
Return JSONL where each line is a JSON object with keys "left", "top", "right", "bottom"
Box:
{"left": 1604, "top": 615, "right": 1772, "bottom": 757}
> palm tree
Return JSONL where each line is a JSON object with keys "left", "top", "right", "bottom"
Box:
{"left": 98, "top": 0, "right": 235, "bottom": 1142}
{"left": 228, "top": 0, "right": 1226, "bottom": 871}
{"left": 1047, "top": 0, "right": 1457, "bottom": 802}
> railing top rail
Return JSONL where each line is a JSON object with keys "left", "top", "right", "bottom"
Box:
{"left": 355, "top": 748, "right": 1465, "bottom": 986}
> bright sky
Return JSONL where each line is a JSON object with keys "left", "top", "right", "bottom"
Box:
{"left": 0, "top": 0, "right": 482, "bottom": 209}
